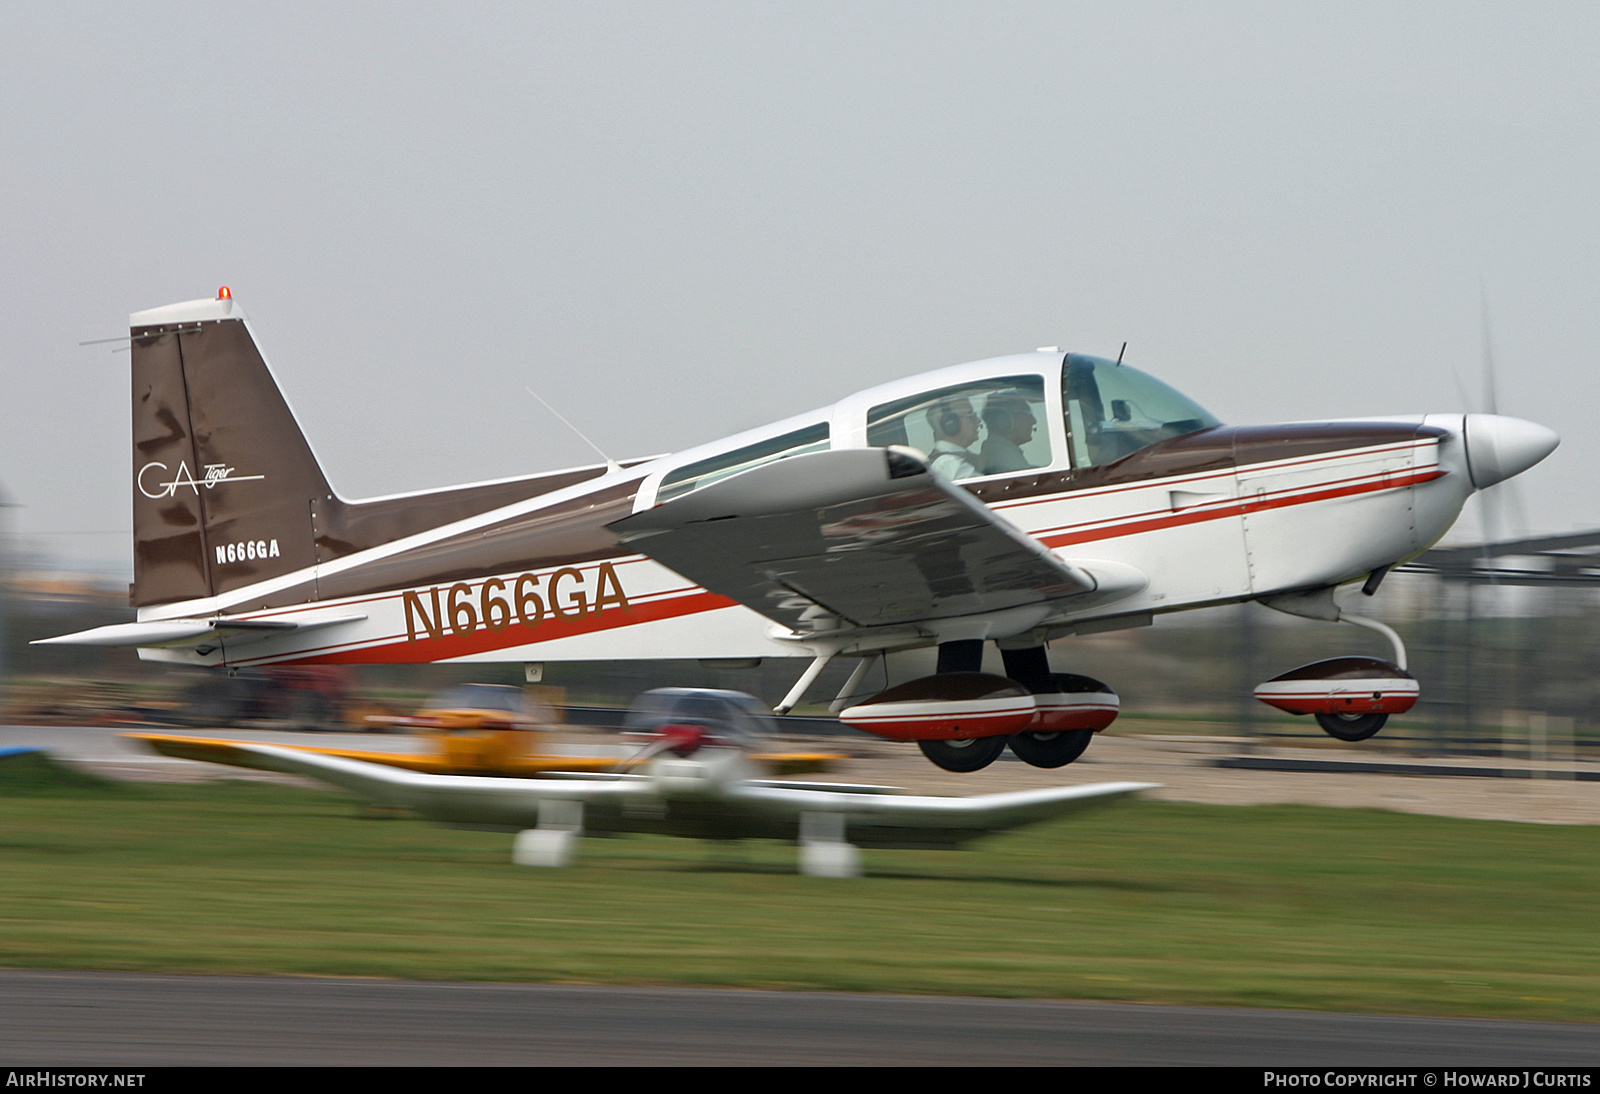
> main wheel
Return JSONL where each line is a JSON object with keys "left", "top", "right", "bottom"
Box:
{"left": 917, "top": 735, "right": 1008, "bottom": 772}
{"left": 1008, "top": 728, "right": 1093, "bottom": 768}
{"left": 1315, "top": 711, "right": 1387, "bottom": 742}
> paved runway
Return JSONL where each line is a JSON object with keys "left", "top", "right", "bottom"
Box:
{"left": 1, "top": 970, "right": 1596, "bottom": 1066}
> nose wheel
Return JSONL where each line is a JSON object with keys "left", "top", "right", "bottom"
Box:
{"left": 1314, "top": 711, "right": 1388, "bottom": 742}
{"left": 1255, "top": 597, "right": 1416, "bottom": 744}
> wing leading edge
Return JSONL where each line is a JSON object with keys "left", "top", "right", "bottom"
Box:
{"left": 608, "top": 448, "right": 1102, "bottom": 634}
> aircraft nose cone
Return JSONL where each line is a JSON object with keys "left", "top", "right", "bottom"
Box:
{"left": 1463, "top": 413, "right": 1560, "bottom": 489}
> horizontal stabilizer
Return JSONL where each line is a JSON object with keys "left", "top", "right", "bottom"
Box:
{"left": 35, "top": 612, "right": 366, "bottom": 650}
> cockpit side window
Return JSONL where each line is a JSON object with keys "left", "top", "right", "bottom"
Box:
{"left": 657, "top": 422, "right": 830, "bottom": 503}
{"left": 866, "top": 375, "right": 1050, "bottom": 481}
{"left": 1062, "top": 356, "right": 1219, "bottom": 469}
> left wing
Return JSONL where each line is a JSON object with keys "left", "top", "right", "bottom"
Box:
{"left": 134, "top": 738, "right": 649, "bottom": 827}
{"left": 127, "top": 732, "right": 840, "bottom": 778}
{"left": 610, "top": 448, "right": 1110, "bottom": 633}
{"left": 135, "top": 735, "right": 1157, "bottom": 847}
{"left": 124, "top": 732, "right": 623, "bottom": 776}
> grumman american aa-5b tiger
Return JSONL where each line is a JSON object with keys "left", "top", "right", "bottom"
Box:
{"left": 42, "top": 289, "right": 1560, "bottom": 771}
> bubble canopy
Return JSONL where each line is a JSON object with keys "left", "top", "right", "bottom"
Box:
{"left": 638, "top": 350, "right": 1225, "bottom": 505}
{"left": 1061, "top": 354, "right": 1220, "bottom": 469}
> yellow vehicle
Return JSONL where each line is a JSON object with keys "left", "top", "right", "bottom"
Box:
{"left": 131, "top": 685, "right": 843, "bottom": 777}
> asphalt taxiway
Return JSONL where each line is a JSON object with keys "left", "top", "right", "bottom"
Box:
{"left": 1, "top": 971, "right": 1596, "bottom": 1066}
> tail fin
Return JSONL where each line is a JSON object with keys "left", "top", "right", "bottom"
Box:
{"left": 132, "top": 290, "right": 330, "bottom": 607}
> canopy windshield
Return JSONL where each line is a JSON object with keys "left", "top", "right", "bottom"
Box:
{"left": 1062, "top": 355, "right": 1219, "bottom": 469}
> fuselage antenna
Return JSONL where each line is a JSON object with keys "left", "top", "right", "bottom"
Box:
{"left": 523, "top": 386, "right": 623, "bottom": 474}
{"left": 1116, "top": 341, "right": 1127, "bottom": 366}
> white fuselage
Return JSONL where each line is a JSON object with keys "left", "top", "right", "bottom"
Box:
{"left": 134, "top": 408, "right": 1475, "bottom": 670}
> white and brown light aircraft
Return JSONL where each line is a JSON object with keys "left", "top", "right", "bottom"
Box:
{"left": 42, "top": 289, "right": 1559, "bottom": 771}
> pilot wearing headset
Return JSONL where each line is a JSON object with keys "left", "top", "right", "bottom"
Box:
{"left": 925, "top": 396, "right": 982, "bottom": 480}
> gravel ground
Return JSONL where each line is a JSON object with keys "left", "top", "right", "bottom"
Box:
{"left": 825, "top": 732, "right": 1600, "bottom": 825}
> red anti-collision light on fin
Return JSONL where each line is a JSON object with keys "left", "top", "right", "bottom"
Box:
{"left": 217, "top": 286, "right": 231, "bottom": 300}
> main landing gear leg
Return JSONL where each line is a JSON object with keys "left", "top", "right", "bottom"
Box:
{"left": 999, "top": 645, "right": 1054, "bottom": 692}
{"left": 936, "top": 639, "right": 984, "bottom": 674}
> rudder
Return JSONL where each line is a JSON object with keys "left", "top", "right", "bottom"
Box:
{"left": 131, "top": 290, "right": 330, "bottom": 607}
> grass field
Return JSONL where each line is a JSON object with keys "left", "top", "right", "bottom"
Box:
{"left": 0, "top": 754, "right": 1595, "bottom": 1022}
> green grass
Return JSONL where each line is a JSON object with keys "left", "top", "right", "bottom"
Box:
{"left": 0, "top": 776, "right": 1595, "bottom": 1022}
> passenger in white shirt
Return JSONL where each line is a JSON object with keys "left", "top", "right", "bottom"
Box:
{"left": 924, "top": 397, "right": 981, "bottom": 480}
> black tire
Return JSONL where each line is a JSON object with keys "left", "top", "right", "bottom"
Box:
{"left": 917, "top": 735, "right": 1008, "bottom": 772}
{"left": 1008, "top": 728, "right": 1094, "bottom": 768}
{"left": 1315, "top": 711, "right": 1387, "bottom": 742}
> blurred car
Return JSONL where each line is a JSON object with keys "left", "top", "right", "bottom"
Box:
{"left": 620, "top": 688, "right": 843, "bottom": 774}
{"left": 180, "top": 666, "right": 351, "bottom": 731}
{"left": 133, "top": 686, "right": 843, "bottom": 778}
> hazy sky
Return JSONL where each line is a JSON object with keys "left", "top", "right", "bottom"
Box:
{"left": 4, "top": 3, "right": 1597, "bottom": 572}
